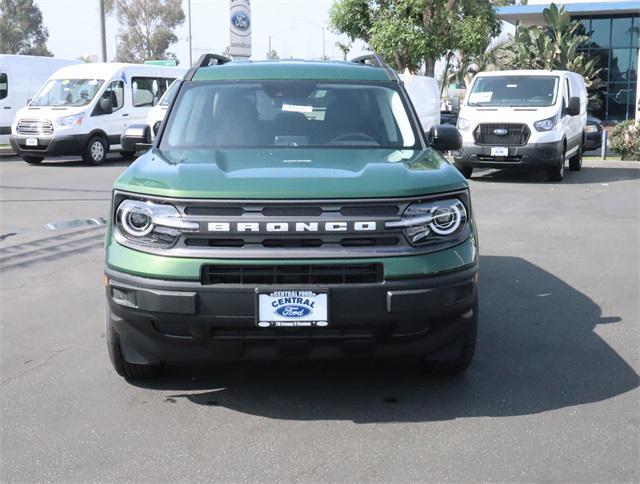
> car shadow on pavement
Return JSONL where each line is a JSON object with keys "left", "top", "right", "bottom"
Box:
{"left": 472, "top": 166, "right": 639, "bottom": 185}
{"left": 132, "top": 255, "right": 639, "bottom": 422}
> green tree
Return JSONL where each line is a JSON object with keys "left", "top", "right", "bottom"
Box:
{"left": 266, "top": 48, "right": 279, "bottom": 60}
{"left": 0, "top": 0, "right": 52, "bottom": 56}
{"left": 107, "top": 0, "right": 185, "bottom": 63}
{"left": 329, "top": 0, "right": 500, "bottom": 75}
{"left": 335, "top": 40, "right": 352, "bottom": 61}
{"left": 445, "top": 39, "right": 514, "bottom": 90}
{"left": 507, "top": 3, "right": 604, "bottom": 110}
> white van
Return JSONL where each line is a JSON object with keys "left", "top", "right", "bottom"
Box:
{"left": 453, "top": 70, "right": 587, "bottom": 181}
{"left": 10, "top": 63, "right": 186, "bottom": 164}
{"left": 0, "top": 55, "right": 80, "bottom": 146}
{"left": 145, "top": 78, "right": 181, "bottom": 139}
{"left": 400, "top": 73, "right": 440, "bottom": 133}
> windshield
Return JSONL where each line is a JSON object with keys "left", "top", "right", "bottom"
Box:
{"left": 160, "top": 81, "right": 418, "bottom": 149}
{"left": 159, "top": 80, "right": 179, "bottom": 107}
{"left": 467, "top": 75, "right": 559, "bottom": 107}
{"left": 30, "top": 78, "right": 105, "bottom": 107}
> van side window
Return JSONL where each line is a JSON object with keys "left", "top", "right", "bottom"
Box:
{"left": 132, "top": 77, "right": 175, "bottom": 107}
{"left": 0, "top": 73, "right": 7, "bottom": 100}
{"left": 95, "top": 80, "right": 124, "bottom": 115}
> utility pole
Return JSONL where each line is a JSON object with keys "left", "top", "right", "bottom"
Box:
{"left": 188, "top": 0, "right": 193, "bottom": 65}
{"left": 322, "top": 27, "right": 326, "bottom": 60}
{"left": 99, "top": 0, "right": 107, "bottom": 62}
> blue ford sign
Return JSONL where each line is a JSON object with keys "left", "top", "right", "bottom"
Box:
{"left": 231, "top": 11, "right": 250, "bottom": 31}
{"left": 275, "top": 305, "right": 313, "bottom": 318}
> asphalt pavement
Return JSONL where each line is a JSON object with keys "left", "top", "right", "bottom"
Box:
{"left": 1, "top": 155, "right": 638, "bottom": 482}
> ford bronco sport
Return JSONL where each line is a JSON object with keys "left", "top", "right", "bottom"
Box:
{"left": 105, "top": 54, "right": 478, "bottom": 379}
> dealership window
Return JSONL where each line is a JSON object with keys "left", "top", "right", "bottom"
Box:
{"left": 132, "top": 77, "right": 175, "bottom": 107}
{"left": 574, "top": 14, "right": 639, "bottom": 122}
{"left": 0, "top": 73, "right": 7, "bottom": 100}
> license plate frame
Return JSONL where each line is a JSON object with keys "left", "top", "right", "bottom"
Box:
{"left": 25, "top": 137, "right": 38, "bottom": 147}
{"left": 491, "top": 146, "right": 508, "bottom": 157}
{"left": 256, "top": 289, "right": 329, "bottom": 328}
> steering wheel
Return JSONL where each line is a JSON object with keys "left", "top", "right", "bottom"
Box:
{"left": 331, "top": 132, "right": 378, "bottom": 144}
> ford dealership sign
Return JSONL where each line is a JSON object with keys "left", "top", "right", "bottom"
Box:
{"left": 229, "top": 0, "right": 251, "bottom": 58}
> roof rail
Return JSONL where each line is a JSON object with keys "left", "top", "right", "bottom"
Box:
{"left": 185, "top": 53, "right": 232, "bottom": 81}
{"left": 350, "top": 53, "right": 398, "bottom": 82}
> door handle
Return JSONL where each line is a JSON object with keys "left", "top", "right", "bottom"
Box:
{"left": 3, "top": 106, "right": 10, "bottom": 109}
{"left": 122, "top": 113, "right": 129, "bottom": 117}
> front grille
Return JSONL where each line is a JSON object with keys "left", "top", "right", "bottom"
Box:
{"left": 16, "top": 119, "right": 54, "bottom": 136}
{"left": 201, "top": 263, "right": 384, "bottom": 285}
{"left": 474, "top": 123, "right": 529, "bottom": 146}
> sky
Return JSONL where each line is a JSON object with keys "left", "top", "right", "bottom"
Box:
{"left": 37, "top": 0, "right": 368, "bottom": 64}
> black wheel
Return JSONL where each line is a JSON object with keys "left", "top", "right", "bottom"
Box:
{"left": 569, "top": 145, "right": 582, "bottom": 171}
{"left": 106, "top": 308, "right": 158, "bottom": 379}
{"left": 547, "top": 147, "right": 566, "bottom": 182}
{"left": 119, "top": 150, "right": 136, "bottom": 161}
{"left": 457, "top": 165, "right": 473, "bottom": 179}
{"left": 83, "top": 136, "right": 108, "bottom": 165}
{"left": 423, "top": 296, "right": 478, "bottom": 376}
{"left": 22, "top": 155, "right": 44, "bottom": 164}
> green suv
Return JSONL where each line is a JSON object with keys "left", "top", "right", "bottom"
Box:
{"left": 105, "top": 54, "right": 478, "bottom": 379}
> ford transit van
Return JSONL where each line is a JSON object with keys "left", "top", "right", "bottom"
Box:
{"left": 10, "top": 63, "right": 185, "bottom": 165}
{"left": 453, "top": 70, "right": 587, "bottom": 181}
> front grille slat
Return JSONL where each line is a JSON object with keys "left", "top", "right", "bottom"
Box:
{"left": 201, "top": 263, "right": 383, "bottom": 285}
{"left": 474, "top": 123, "right": 530, "bottom": 146}
{"left": 16, "top": 119, "right": 54, "bottom": 136}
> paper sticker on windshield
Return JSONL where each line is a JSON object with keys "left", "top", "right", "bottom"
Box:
{"left": 506, "top": 84, "right": 518, "bottom": 88}
{"left": 282, "top": 104, "right": 313, "bottom": 113}
{"left": 62, "top": 79, "right": 70, "bottom": 85}
{"left": 469, "top": 91, "right": 492, "bottom": 103}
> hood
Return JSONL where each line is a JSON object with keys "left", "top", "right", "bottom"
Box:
{"left": 114, "top": 147, "right": 467, "bottom": 199}
{"left": 15, "top": 104, "right": 89, "bottom": 121}
{"left": 460, "top": 105, "right": 558, "bottom": 124}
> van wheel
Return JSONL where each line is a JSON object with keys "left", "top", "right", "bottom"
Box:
{"left": 423, "top": 296, "right": 478, "bottom": 376}
{"left": 569, "top": 146, "right": 582, "bottom": 171}
{"left": 83, "top": 136, "right": 107, "bottom": 165}
{"left": 547, "top": 149, "right": 565, "bottom": 182}
{"left": 22, "top": 155, "right": 44, "bottom": 164}
{"left": 457, "top": 165, "right": 473, "bottom": 179}
{"left": 106, "top": 309, "right": 158, "bottom": 380}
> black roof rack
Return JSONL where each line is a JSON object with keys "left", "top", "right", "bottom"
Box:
{"left": 350, "top": 53, "right": 398, "bottom": 82}
{"left": 185, "top": 53, "right": 232, "bottom": 81}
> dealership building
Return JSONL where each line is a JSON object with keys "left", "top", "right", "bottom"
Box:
{"left": 497, "top": 0, "right": 639, "bottom": 122}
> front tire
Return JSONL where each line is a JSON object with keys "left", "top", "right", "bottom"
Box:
{"left": 106, "top": 308, "right": 158, "bottom": 380}
{"left": 22, "top": 155, "right": 44, "bottom": 164}
{"left": 547, "top": 147, "right": 566, "bottom": 182}
{"left": 423, "top": 296, "right": 478, "bottom": 376}
{"left": 119, "top": 150, "right": 136, "bottom": 161}
{"left": 569, "top": 145, "right": 582, "bottom": 171}
{"left": 83, "top": 136, "right": 108, "bottom": 165}
{"left": 456, "top": 165, "right": 473, "bottom": 179}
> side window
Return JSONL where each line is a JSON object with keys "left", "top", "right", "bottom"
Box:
{"left": 132, "top": 77, "right": 175, "bottom": 107}
{"left": 0, "top": 73, "right": 7, "bottom": 100}
{"left": 94, "top": 80, "right": 124, "bottom": 115}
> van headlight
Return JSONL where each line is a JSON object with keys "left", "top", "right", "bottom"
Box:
{"left": 56, "top": 113, "right": 84, "bottom": 127}
{"left": 534, "top": 115, "right": 558, "bottom": 132}
{"left": 115, "top": 199, "right": 198, "bottom": 248}
{"left": 386, "top": 198, "right": 468, "bottom": 246}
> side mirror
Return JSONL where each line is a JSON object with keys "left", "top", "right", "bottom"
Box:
{"left": 567, "top": 96, "right": 580, "bottom": 116}
{"left": 99, "top": 96, "right": 113, "bottom": 115}
{"left": 121, "top": 124, "right": 152, "bottom": 152}
{"left": 428, "top": 125, "right": 462, "bottom": 152}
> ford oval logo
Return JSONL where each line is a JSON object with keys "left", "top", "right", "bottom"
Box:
{"left": 275, "top": 305, "right": 312, "bottom": 318}
{"left": 493, "top": 128, "right": 508, "bottom": 136}
{"left": 231, "top": 12, "right": 250, "bottom": 31}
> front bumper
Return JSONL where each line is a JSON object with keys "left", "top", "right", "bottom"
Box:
{"left": 453, "top": 140, "right": 563, "bottom": 168}
{"left": 106, "top": 263, "right": 478, "bottom": 363}
{"left": 10, "top": 134, "right": 89, "bottom": 157}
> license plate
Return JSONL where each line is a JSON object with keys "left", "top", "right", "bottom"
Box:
{"left": 257, "top": 290, "right": 328, "bottom": 328}
{"left": 26, "top": 137, "right": 38, "bottom": 147}
{"left": 491, "top": 146, "right": 508, "bottom": 157}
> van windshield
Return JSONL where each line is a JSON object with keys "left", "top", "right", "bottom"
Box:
{"left": 30, "top": 79, "right": 105, "bottom": 107}
{"left": 467, "top": 75, "right": 559, "bottom": 107}
{"left": 160, "top": 80, "right": 419, "bottom": 150}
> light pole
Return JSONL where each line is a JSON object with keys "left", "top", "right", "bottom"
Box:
{"left": 188, "top": 0, "right": 193, "bottom": 65}
{"left": 99, "top": 0, "right": 107, "bottom": 62}
{"left": 268, "top": 26, "right": 296, "bottom": 59}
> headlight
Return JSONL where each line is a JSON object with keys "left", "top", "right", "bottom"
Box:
{"left": 56, "top": 113, "right": 84, "bottom": 128}
{"left": 386, "top": 198, "right": 468, "bottom": 246}
{"left": 585, "top": 124, "right": 599, "bottom": 134}
{"left": 457, "top": 117, "right": 472, "bottom": 131}
{"left": 534, "top": 115, "right": 558, "bottom": 132}
{"left": 115, "top": 199, "right": 199, "bottom": 248}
